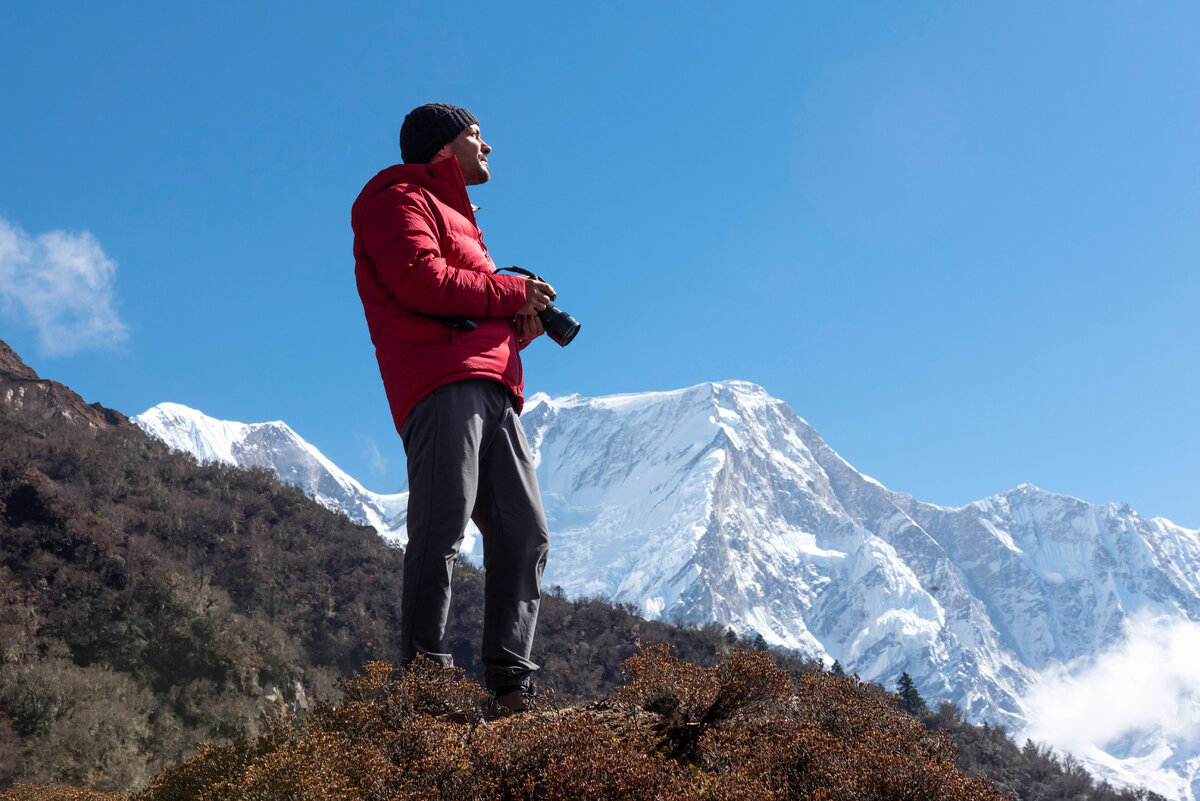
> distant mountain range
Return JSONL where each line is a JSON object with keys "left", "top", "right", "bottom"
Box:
{"left": 136, "top": 382, "right": 1200, "bottom": 801}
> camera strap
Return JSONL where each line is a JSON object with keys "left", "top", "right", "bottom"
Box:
{"left": 499, "top": 266, "right": 542, "bottom": 281}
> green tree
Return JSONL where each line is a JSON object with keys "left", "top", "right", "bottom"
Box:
{"left": 896, "top": 672, "right": 926, "bottom": 715}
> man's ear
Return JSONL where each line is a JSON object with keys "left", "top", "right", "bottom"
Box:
{"left": 431, "top": 143, "right": 453, "bottom": 162}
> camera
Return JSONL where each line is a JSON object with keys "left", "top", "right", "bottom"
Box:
{"left": 504, "top": 266, "right": 581, "bottom": 347}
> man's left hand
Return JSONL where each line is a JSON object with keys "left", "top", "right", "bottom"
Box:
{"left": 514, "top": 314, "right": 544, "bottom": 343}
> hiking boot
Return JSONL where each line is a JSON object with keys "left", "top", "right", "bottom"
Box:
{"left": 485, "top": 684, "right": 534, "bottom": 720}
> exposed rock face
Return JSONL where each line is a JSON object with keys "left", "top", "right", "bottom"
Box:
{"left": 0, "top": 338, "right": 131, "bottom": 430}
{"left": 0, "top": 339, "right": 39, "bottom": 380}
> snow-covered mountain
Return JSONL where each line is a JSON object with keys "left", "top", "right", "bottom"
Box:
{"left": 136, "top": 384, "right": 1200, "bottom": 800}
{"left": 134, "top": 402, "right": 407, "bottom": 539}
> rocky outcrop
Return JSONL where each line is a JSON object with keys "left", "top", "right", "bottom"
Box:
{"left": 0, "top": 339, "right": 132, "bottom": 430}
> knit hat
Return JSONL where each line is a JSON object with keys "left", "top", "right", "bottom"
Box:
{"left": 399, "top": 103, "right": 479, "bottom": 164}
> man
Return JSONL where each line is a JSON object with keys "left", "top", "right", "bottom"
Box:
{"left": 351, "top": 103, "right": 553, "bottom": 715}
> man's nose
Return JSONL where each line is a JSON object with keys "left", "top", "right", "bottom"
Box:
{"left": 481, "top": 140, "right": 492, "bottom": 153}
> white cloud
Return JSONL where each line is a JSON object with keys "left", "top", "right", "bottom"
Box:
{"left": 356, "top": 432, "right": 389, "bottom": 474}
{"left": 1020, "top": 613, "right": 1200, "bottom": 800}
{"left": 0, "top": 217, "right": 128, "bottom": 356}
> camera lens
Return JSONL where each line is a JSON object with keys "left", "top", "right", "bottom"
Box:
{"left": 538, "top": 304, "right": 580, "bottom": 347}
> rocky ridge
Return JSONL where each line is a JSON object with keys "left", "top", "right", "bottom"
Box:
{"left": 0, "top": 340, "right": 130, "bottom": 430}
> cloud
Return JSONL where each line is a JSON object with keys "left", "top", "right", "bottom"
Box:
{"left": 0, "top": 217, "right": 128, "bottom": 356}
{"left": 1020, "top": 613, "right": 1200, "bottom": 797}
{"left": 355, "top": 433, "right": 389, "bottom": 475}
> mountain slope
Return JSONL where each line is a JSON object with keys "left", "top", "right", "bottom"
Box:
{"left": 520, "top": 381, "right": 1200, "bottom": 800}
{"left": 1, "top": 339, "right": 131, "bottom": 431}
{"left": 136, "top": 381, "right": 1200, "bottom": 799}
{"left": 134, "top": 403, "right": 407, "bottom": 539}
{"left": 521, "top": 382, "right": 1019, "bottom": 724}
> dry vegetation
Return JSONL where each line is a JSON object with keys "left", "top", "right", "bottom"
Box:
{"left": 3, "top": 645, "right": 1008, "bottom": 801}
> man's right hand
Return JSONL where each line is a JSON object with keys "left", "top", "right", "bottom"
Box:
{"left": 517, "top": 278, "right": 556, "bottom": 316}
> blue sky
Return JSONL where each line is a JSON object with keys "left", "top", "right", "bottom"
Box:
{"left": 2, "top": 2, "right": 1197, "bottom": 528}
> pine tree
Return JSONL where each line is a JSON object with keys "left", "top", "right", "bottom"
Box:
{"left": 896, "top": 672, "right": 926, "bottom": 715}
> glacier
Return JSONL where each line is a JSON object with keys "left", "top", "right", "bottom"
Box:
{"left": 136, "top": 382, "right": 1200, "bottom": 800}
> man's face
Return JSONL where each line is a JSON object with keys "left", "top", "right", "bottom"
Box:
{"left": 439, "top": 124, "right": 491, "bottom": 185}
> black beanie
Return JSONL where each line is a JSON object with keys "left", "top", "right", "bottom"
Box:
{"left": 399, "top": 103, "right": 479, "bottom": 164}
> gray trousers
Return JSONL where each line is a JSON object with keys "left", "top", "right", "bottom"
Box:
{"left": 399, "top": 379, "right": 550, "bottom": 690}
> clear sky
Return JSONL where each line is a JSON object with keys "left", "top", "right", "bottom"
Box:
{"left": 2, "top": 2, "right": 1197, "bottom": 529}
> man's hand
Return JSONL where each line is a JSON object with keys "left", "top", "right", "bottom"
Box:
{"left": 516, "top": 278, "right": 556, "bottom": 316}
{"left": 514, "top": 313, "right": 545, "bottom": 343}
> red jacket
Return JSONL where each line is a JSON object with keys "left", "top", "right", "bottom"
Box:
{"left": 352, "top": 157, "right": 529, "bottom": 432}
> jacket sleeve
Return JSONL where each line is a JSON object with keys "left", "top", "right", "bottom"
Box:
{"left": 357, "top": 191, "right": 527, "bottom": 318}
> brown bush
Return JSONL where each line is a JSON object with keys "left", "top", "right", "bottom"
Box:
{"left": 119, "top": 645, "right": 1010, "bottom": 800}
{"left": 0, "top": 787, "right": 125, "bottom": 801}
{"left": 613, "top": 642, "right": 1007, "bottom": 800}
{"left": 615, "top": 641, "right": 793, "bottom": 765}
{"left": 697, "top": 669, "right": 1006, "bottom": 800}
{"left": 133, "top": 656, "right": 693, "bottom": 800}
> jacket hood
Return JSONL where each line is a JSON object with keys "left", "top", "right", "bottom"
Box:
{"left": 351, "top": 157, "right": 472, "bottom": 228}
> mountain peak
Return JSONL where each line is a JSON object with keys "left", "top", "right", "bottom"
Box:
{"left": 528, "top": 380, "right": 774, "bottom": 416}
{"left": 713, "top": 378, "right": 769, "bottom": 395}
{"left": 0, "top": 338, "right": 40, "bottom": 380}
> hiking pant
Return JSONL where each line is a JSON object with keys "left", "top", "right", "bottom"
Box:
{"left": 399, "top": 378, "right": 550, "bottom": 690}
